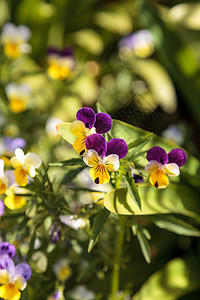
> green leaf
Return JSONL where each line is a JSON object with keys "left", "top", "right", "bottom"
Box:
{"left": 56, "top": 122, "right": 75, "bottom": 144}
{"left": 124, "top": 173, "right": 142, "bottom": 210}
{"left": 96, "top": 102, "right": 107, "bottom": 113}
{"left": 147, "top": 215, "right": 200, "bottom": 237}
{"left": 132, "top": 256, "right": 200, "bottom": 300}
{"left": 88, "top": 208, "right": 110, "bottom": 253}
{"left": 104, "top": 186, "right": 200, "bottom": 218}
{"left": 49, "top": 158, "right": 84, "bottom": 167}
{"left": 137, "top": 229, "right": 151, "bottom": 264}
{"left": 127, "top": 133, "right": 153, "bottom": 150}
{"left": 61, "top": 166, "right": 86, "bottom": 184}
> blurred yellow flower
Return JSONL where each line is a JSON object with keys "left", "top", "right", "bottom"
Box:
{"left": 1, "top": 23, "right": 31, "bottom": 59}
{"left": 53, "top": 259, "right": 72, "bottom": 282}
{"left": 4, "top": 184, "right": 26, "bottom": 210}
{"left": 5, "top": 83, "right": 31, "bottom": 114}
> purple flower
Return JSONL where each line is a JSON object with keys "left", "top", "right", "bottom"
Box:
{"left": 4, "top": 137, "right": 26, "bottom": 154}
{"left": 50, "top": 224, "right": 61, "bottom": 244}
{"left": 145, "top": 146, "right": 187, "bottom": 189}
{"left": 119, "top": 29, "right": 154, "bottom": 58}
{"left": 83, "top": 133, "right": 128, "bottom": 184}
{"left": 0, "top": 253, "right": 32, "bottom": 298}
{"left": 70, "top": 107, "right": 113, "bottom": 156}
{"left": 0, "top": 242, "right": 16, "bottom": 258}
{"left": 132, "top": 173, "right": 144, "bottom": 184}
{"left": 0, "top": 200, "right": 4, "bottom": 216}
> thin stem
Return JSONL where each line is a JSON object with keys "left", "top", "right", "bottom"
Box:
{"left": 110, "top": 216, "right": 125, "bottom": 299}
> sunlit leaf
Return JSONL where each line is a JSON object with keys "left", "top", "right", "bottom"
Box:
{"left": 147, "top": 215, "right": 200, "bottom": 237}
{"left": 56, "top": 122, "right": 75, "bottom": 144}
{"left": 73, "top": 29, "right": 104, "bottom": 55}
{"left": 133, "top": 256, "right": 200, "bottom": 300}
{"left": 124, "top": 173, "right": 142, "bottom": 210}
{"left": 137, "top": 229, "right": 151, "bottom": 264}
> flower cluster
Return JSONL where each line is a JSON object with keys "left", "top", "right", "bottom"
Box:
{"left": 0, "top": 242, "right": 32, "bottom": 300}
{"left": 0, "top": 148, "right": 41, "bottom": 213}
{"left": 59, "top": 107, "right": 128, "bottom": 184}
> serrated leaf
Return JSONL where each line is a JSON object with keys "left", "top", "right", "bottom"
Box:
{"left": 88, "top": 208, "right": 110, "bottom": 253}
{"left": 56, "top": 122, "right": 75, "bottom": 144}
{"left": 137, "top": 230, "right": 151, "bottom": 264}
{"left": 124, "top": 173, "right": 142, "bottom": 210}
{"left": 147, "top": 215, "right": 200, "bottom": 237}
{"left": 61, "top": 166, "right": 86, "bottom": 184}
{"left": 49, "top": 158, "right": 84, "bottom": 167}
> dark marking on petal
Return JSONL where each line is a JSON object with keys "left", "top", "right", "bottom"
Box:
{"left": 85, "top": 122, "right": 89, "bottom": 128}
{"left": 95, "top": 177, "right": 99, "bottom": 184}
{"left": 80, "top": 150, "right": 85, "bottom": 155}
{"left": 155, "top": 182, "right": 158, "bottom": 188}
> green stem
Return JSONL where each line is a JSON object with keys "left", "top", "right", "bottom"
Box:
{"left": 111, "top": 216, "right": 125, "bottom": 299}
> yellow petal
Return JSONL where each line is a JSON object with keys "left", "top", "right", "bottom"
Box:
{"left": 13, "top": 275, "right": 27, "bottom": 291}
{"left": 104, "top": 154, "right": 119, "bottom": 171}
{"left": 10, "top": 157, "right": 23, "bottom": 169}
{"left": 145, "top": 160, "right": 160, "bottom": 174}
{"left": 70, "top": 120, "right": 87, "bottom": 138}
{"left": 83, "top": 150, "right": 100, "bottom": 167}
{"left": 14, "top": 168, "right": 28, "bottom": 186}
{"left": 4, "top": 43, "right": 21, "bottom": 59}
{"left": 149, "top": 170, "right": 169, "bottom": 189}
{"left": 57, "top": 266, "right": 72, "bottom": 281}
{"left": 9, "top": 98, "right": 26, "bottom": 113}
{"left": 0, "top": 269, "right": 10, "bottom": 284}
{"left": 73, "top": 137, "right": 87, "bottom": 156}
{"left": 4, "top": 194, "right": 26, "bottom": 210}
{"left": 163, "top": 163, "right": 180, "bottom": 177}
{"left": 0, "top": 283, "right": 21, "bottom": 300}
{"left": 48, "top": 64, "right": 69, "bottom": 80}
{"left": 0, "top": 182, "right": 6, "bottom": 195}
{"left": 89, "top": 165, "right": 110, "bottom": 184}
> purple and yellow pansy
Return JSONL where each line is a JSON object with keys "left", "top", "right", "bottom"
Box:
{"left": 145, "top": 146, "right": 187, "bottom": 189}
{"left": 70, "top": 107, "right": 112, "bottom": 156}
{"left": 83, "top": 133, "right": 128, "bottom": 184}
{"left": 0, "top": 242, "right": 32, "bottom": 300}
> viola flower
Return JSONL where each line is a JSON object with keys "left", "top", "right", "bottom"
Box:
{"left": 50, "top": 223, "right": 61, "bottom": 244}
{"left": 0, "top": 242, "right": 16, "bottom": 258}
{"left": 1, "top": 23, "right": 31, "bottom": 59}
{"left": 132, "top": 171, "right": 144, "bottom": 184}
{"left": 68, "top": 285, "right": 95, "bottom": 300}
{"left": 3, "top": 137, "right": 26, "bottom": 156}
{"left": 0, "top": 159, "right": 15, "bottom": 195}
{"left": 4, "top": 184, "right": 26, "bottom": 210}
{"left": 47, "top": 47, "right": 75, "bottom": 80}
{"left": 60, "top": 215, "right": 86, "bottom": 231}
{"left": 10, "top": 148, "right": 42, "bottom": 186}
{"left": 48, "top": 290, "right": 62, "bottom": 300}
{"left": 53, "top": 259, "right": 72, "bottom": 282}
{"left": 5, "top": 83, "right": 31, "bottom": 113}
{"left": 145, "top": 146, "right": 187, "bottom": 189}
{"left": 0, "top": 254, "right": 32, "bottom": 300}
{"left": 70, "top": 107, "right": 112, "bottom": 156}
{"left": 83, "top": 134, "right": 128, "bottom": 184}
{"left": 119, "top": 29, "right": 154, "bottom": 58}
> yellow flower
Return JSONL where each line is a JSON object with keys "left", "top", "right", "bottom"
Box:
{"left": 4, "top": 184, "right": 26, "bottom": 210}
{"left": 10, "top": 148, "right": 42, "bottom": 186}
{"left": 47, "top": 54, "right": 75, "bottom": 80}
{"left": 0, "top": 159, "right": 15, "bottom": 195}
{"left": 5, "top": 83, "right": 31, "bottom": 114}
{"left": 53, "top": 259, "right": 72, "bottom": 282}
{"left": 1, "top": 23, "right": 31, "bottom": 59}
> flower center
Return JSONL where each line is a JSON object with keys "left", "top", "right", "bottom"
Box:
{"left": 86, "top": 127, "right": 96, "bottom": 136}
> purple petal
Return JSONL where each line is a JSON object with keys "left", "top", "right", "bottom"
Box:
{"left": 48, "top": 47, "right": 74, "bottom": 57}
{"left": 146, "top": 146, "right": 168, "bottom": 164}
{"left": 133, "top": 174, "right": 144, "bottom": 184}
{"left": 0, "top": 254, "right": 15, "bottom": 275}
{"left": 0, "top": 242, "right": 16, "bottom": 258}
{"left": 15, "top": 263, "right": 32, "bottom": 281}
{"left": 106, "top": 139, "right": 128, "bottom": 159}
{"left": 0, "top": 200, "right": 4, "bottom": 216}
{"left": 168, "top": 148, "right": 187, "bottom": 167}
{"left": 76, "top": 107, "right": 96, "bottom": 129}
{"left": 94, "top": 113, "right": 112, "bottom": 134}
{"left": 5, "top": 137, "right": 26, "bottom": 152}
{"left": 85, "top": 134, "right": 107, "bottom": 157}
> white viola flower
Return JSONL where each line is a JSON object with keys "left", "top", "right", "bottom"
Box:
{"left": 59, "top": 215, "right": 86, "bottom": 230}
{"left": 10, "top": 148, "right": 42, "bottom": 186}
{"left": 0, "top": 159, "right": 15, "bottom": 195}
{"left": 68, "top": 285, "right": 95, "bottom": 300}
{"left": 53, "top": 259, "right": 72, "bottom": 282}
{"left": 5, "top": 83, "right": 31, "bottom": 113}
{"left": 1, "top": 23, "right": 31, "bottom": 58}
